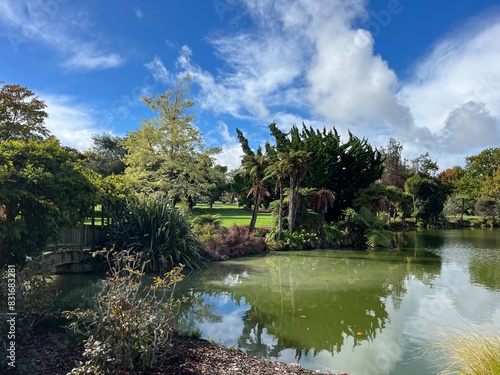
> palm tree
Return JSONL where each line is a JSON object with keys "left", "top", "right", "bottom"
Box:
{"left": 264, "top": 154, "right": 289, "bottom": 238}
{"left": 284, "top": 150, "right": 311, "bottom": 232}
{"left": 242, "top": 152, "right": 268, "bottom": 232}
{"left": 237, "top": 129, "right": 269, "bottom": 232}
{"left": 313, "top": 188, "right": 336, "bottom": 245}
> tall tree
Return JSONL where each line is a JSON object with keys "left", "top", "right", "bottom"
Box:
{"left": 264, "top": 153, "right": 289, "bottom": 238}
{"left": 123, "top": 76, "right": 220, "bottom": 207}
{"left": 464, "top": 147, "right": 500, "bottom": 180}
{"left": 380, "top": 138, "right": 407, "bottom": 189}
{"left": 237, "top": 129, "right": 268, "bottom": 232}
{"left": 409, "top": 152, "right": 439, "bottom": 179}
{"left": 284, "top": 150, "right": 311, "bottom": 231}
{"left": 0, "top": 83, "right": 50, "bottom": 142}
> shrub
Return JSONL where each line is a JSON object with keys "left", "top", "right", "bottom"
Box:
{"left": 191, "top": 214, "right": 222, "bottom": 228}
{"left": 109, "top": 194, "right": 204, "bottom": 271}
{"left": 65, "top": 250, "right": 186, "bottom": 373}
{"left": 0, "top": 260, "right": 59, "bottom": 367}
{"left": 265, "top": 229, "right": 319, "bottom": 251}
{"left": 323, "top": 223, "right": 344, "bottom": 248}
{"left": 0, "top": 259, "right": 59, "bottom": 338}
{"left": 193, "top": 224, "right": 267, "bottom": 260}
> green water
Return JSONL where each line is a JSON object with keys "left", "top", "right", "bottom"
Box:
{"left": 173, "top": 229, "right": 500, "bottom": 375}
{"left": 51, "top": 229, "right": 500, "bottom": 374}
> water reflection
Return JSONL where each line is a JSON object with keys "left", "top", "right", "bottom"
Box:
{"left": 49, "top": 229, "right": 500, "bottom": 374}
{"left": 175, "top": 246, "right": 443, "bottom": 368}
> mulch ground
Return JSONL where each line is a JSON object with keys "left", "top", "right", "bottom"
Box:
{"left": 3, "top": 330, "right": 333, "bottom": 375}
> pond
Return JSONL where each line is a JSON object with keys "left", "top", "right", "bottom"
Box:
{"left": 51, "top": 229, "right": 500, "bottom": 374}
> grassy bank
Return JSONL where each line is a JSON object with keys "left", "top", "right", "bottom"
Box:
{"left": 191, "top": 203, "right": 273, "bottom": 228}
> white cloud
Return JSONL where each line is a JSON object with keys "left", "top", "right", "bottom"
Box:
{"left": 133, "top": 8, "right": 144, "bottom": 20}
{"left": 213, "top": 122, "right": 243, "bottom": 170}
{"left": 0, "top": 0, "right": 124, "bottom": 71}
{"left": 42, "top": 94, "right": 106, "bottom": 151}
{"left": 172, "top": 1, "right": 500, "bottom": 169}
{"left": 399, "top": 16, "right": 500, "bottom": 165}
{"left": 144, "top": 56, "right": 172, "bottom": 84}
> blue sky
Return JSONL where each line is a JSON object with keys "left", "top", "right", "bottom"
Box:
{"left": 1, "top": 0, "right": 500, "bottom": 170}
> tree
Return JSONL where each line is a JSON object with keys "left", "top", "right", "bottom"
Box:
{"left": 464, "top": 147, "right": 500, "bottom": 180}
{"left": 312, "top": 189, "right": 336, "bottom": 245}
{"left": 237, "top": 129, "right": 268, "bottom": 232}
{"left": 409, "top": 152, "right": 439, "bottom": 179}
{"left": 475, "top": 198, "right": 498, "bottom": 221}
{"left": 0, "top": 83, "right": 49, "bottom": 142}
{"left": 283, "top": 150, "right": 311, "bottom": 232}
{"left": 268, "top": 123, "right": 384, "bottom": 222}
{"left": 407, "top": 178, "right": 451, "bottom": 226}
{"left": 264, "top": 153, "right": 289, "bottom": 238}
{"left": 123, "top": 76, "right": 220, "bottom": 207}
{"left": 0, "top": 139, "right": 97, "bottom": 262}
{"left": 84, "top": 133, "right": 127, "bottom": 177}
{"left": 439, "top": 166, "right": 470, "bottom": 221}
{"left": 380, "top": 138, "right": 407, "bottom": 189}
{"left": 480, "top": 167, "right": 500, "bottom": 201}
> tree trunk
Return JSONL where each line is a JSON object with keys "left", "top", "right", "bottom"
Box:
{"left": 278, "top": 180, "right": 284, "bottom": 238}
{"left": 460, "top": 198, "right": 465, "bottom": 222}
{"left": 319, "top": 208, "right": 326, "bottom": 247}
{"left": 288, "top": 176, "right": 299, "bottom": 231}
{"left": 249, "top": 197, "right": 259, "bottom": 232}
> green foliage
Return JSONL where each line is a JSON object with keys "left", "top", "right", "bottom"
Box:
{"left": 268, "top": 123, "right": 384, "bottom": 221}
{"left": 322, "top": 223, "right": 345, "bottom": 247}
{"left": 0, "top": 260, "right": 59, "bottom": 345}
{"left": 0, "top": 139, "right": 97, "bottom": 262}
{"left": 123, "top": 76, "right": 221, "bottom": 206}
{"left": 65, "top": 251, "right": 186, "bottom": 373}
{"left": 84, "top": 133, "right": 127, "bottom": 177}
{"left": 339, "top": 207, "right": 395, "bottom": 248}
{"left": 265, "top": 228, "right": 319, "bottom": 251}
{"left": 413, "top": 179, "right": 451, "bottom": 227}
{"left": 475, "top": 198, "right": 498, "bottom": 221}
{"left": 109, "top": 194, "right": 204, "bottom": 271}
{"left": 191, "top": 214, "right": 222, "bottom": 228}
{"left": 237, "top": 129, "right": 269, "bottom": 232}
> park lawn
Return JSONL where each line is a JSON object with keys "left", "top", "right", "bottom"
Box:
{"left": 191, "top": 203, "right": 274, "bottom": 228}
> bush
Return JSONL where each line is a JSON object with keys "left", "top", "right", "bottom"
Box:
{"left": 323, "top": 223, "right": 345, "bottom": 248}
{"left": 109, "top": 194, "right": 204, "bottom": 271}
{"left": 0, "top": 260, "right": 59, "bottom": 367}
{"left": 0, "top": 260, "right": 59, "bottom": 337}
{"left": 193, "top": 224, "right": 267, "bottom": 260}
{"left": 65, "top": 250, "right": 186, "bottom": 373}
{"left": 265, "top": 229, "right": 319, "bottom": 251}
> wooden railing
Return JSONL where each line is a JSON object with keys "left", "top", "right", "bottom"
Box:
{"left": 0, "top": 226, "right": 107, "bottom": 268}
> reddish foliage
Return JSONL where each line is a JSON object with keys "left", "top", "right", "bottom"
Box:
{"left": 200, "top": 225, "right": 267, "bottom": 260}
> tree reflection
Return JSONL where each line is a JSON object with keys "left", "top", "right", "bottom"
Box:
{"left": 174, "top": 249, "right": 442, "bottom": 362}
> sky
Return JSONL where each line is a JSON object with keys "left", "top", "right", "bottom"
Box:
{"left": 1, "top": 0, "right": 500, "bottom": 171}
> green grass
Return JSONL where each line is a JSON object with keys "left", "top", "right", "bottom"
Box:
{"left": 190, "top": 203, "right": 273, "bottom": 228}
